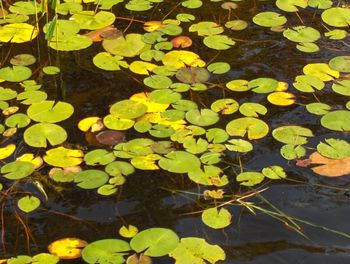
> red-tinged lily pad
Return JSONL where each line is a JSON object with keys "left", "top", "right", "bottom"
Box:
{"left": 171, "top": 36, "right": 192, "bottom": 48}
{"left": 176, "top": 67, "right": 210, "bottom": 84}
{"left": 96, "top": 130, "right": 125, "bottom": 145}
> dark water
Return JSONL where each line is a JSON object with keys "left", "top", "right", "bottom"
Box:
{"left": 1, "top": 0, "right": 350, "bottom": 263}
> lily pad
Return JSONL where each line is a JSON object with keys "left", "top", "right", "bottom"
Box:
{"left": 226, "top": 117, "right": 269, "bottom": 140}
{"left": 130, "top": 228, "right": 179, "bottom": 257}
{"left": 44, "top": 147, "right": 84, "bottom": 168}
{"left": 24, "top": 123, "right": 67, "bottom": 148}
{"left": 253, "top": 12, "right": 287, "bottom": 27}
{"left": 17, "top": 195, "right": 40, "bottom": 213}
{"left": 329, "top": 56, "right": 350, "bottom": 73}
{"left": 1, "top": 161, "right": 34, "bottom": 180}
{"left": 169, "top": 237, "right": 226, "bottom": 264}
{"left": 321, "top": 7, "right": 350, "bottom": 27}
{"left": 201, "top": 207, "right": 232, "bottom": 229}
{"left": 27, "top": 101, "right": 74, "bottom": 123}
{"left": 0, "top": 23, "right": 39, "bottom": 43}
{"left": 0, "top": 66, "right": 32, "bottom": 82}
{"left": 236, "top": 171, "right": 265, "bottom": 186}
{"left": 272, "top": 125, "right": 313, "bottom": 145}
{"left": 321, "top": 110, "right": 350, "bottom": 131}
{"left": 82, "top": 239, "right": 131, "bottom": 264}
{"left": 158, "top": 151, "right": 201, "bottom": 173}
{"left": 74, "top": 170, "right": 109, "bottom": 189}
{"left": 185, "top": 109, "right": 219, "bottom": 126}
{"left": 317, "top": 138, "right": 350, "bottom": 160}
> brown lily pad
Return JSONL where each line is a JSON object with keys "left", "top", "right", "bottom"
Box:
{"left": 299, "top": 152, "right": 350, "bottom": 177}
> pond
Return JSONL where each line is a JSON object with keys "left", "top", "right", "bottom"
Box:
{"left": 0, "top": 0, "right": 350, "bottom": 263}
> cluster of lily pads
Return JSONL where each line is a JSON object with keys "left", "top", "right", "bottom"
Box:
{"left": 3, "top": 226, "right": 226, "bottom": 263}
{"left": 0, "top": 0, "right": 350, "bottom": 262}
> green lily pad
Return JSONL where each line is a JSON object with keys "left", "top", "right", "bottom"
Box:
{"left": 253, "top": 12, "right": 287, "bottom": 27}
{"left": 9, "top": 1, "right": 39, "bottom": 15}
{"left": 248, "top": 78, "right": 278, "bottom": 93}
{"left": 105, "top": 161, "right": 135, "bottom": 177}
{"left": 280, "top": 144, "right": 306, "bottom": 160}
{"left": 32, "top": 253, "right": 59, "bottom": 264}
{"left": 308, "top": 0, "right": 332, "bottom": 9}
{"left": 17, "top": 90, "right": 47, "bottom": 105}
{"left": 211, "top": 98, "right": 239, "bottom": 115}
{"left": 43, "top": 66, "right": 60, "bottom": 75}
{"left": 317, "top": 138, "right": 350, "bottom": 159}
{"left": 236, "top": 171, "right": 265, "bottom": 186}
{"left": 186, "top": 109, "right": 219, "bottom": 126}
{"left": 10, "top": 54, "right": 36, "bottom": 66}
{"left": 49, "top": 34, "right": 93, "bottom": 51}
{"left": 262, "top": 166, "right": 287, "bottom": 179}
{"left": 70, "top": 11, "right": 115, "bottom": 30}
{"left": 158, "top": 151, "right": 201, "bottom": 173}
{"left": 226, "top": 117, "right": 269, "bottom": 139}
{"left": 82, "top": 239, "right": 131, "bottom": 264}
{"left": 293, "top": 74, "right": 324, "bottom": 92}
{"left": 84, "top": 149, "right": 116, "bottom": 166}
{"left": 110, "top": 99, "right": 147, "bottom": 119}
{"left": 93, "top": 52, "right": 128, "bottom": 71}
{"left": 201, "top": 207, "right": 231, "bottom": 229}
{"left": 0, "top": 87, "right": 17, "bottom": 100}
{"left": 329, "top": 56, "right": 350, "bottom": 73}
{"left": 189, "top": 22, "right": 224, "bottom": 36}
{"left": 207, "top": 62, "right": 231, "bottom": 74}
{"left": 27, "top": 100, "right": 74, "bottom": 123}
{"left": 5, "top": 113, "right": 31, "bottom": 128}
{"left": 332, "top": 80, "right": 350, "bottom": 96}
{"left": 283, "top": 26, "right": 320, "bottom": 43}
{"left": 144, "top": 75, "right": 173, "bottom": 89}
{"left": 321, "top": 7, "right": 350, "bottom": 27}
{"left": 169, "top": 237, "right": 226, "bottom": 264}
{"left": 296, "top": 42, "right": 319, "bottom": 53}
{"left": 276, "top": 0, "right": 308, "bottom": 12}
{"left": 24, "top": 123, "right": 67, "bottom": 148}
{"left": 225, "top": 139, "right": 253, "bottom": 153}
{"left": 239, "top": 102, "right": 267, "bottom": 117}
{"left": 130, "top": 228, "right": 179, "bottom": 257}
{"left": 203, "top": 35, "right": 235, "bottom": 50}
{"left": 272, "top": 125, "right": 313, "bottom": 145}
{"left": 150, "top": 89, "right": 181, "bottom": 104}
{"left": 17, "top": 195, "right": 40, "bottom": 213}
{"left": 1, "top": 161, "right": 34, "bottom": 180}
{"left": 0, "top": 66, "right": 32, "bottom": 82}
{"left": 103, "top": 33, "right": 149, "bottom": 57}
{"left": 225, "top": 20, "right": 248, "bottom": 30}
{"left": 325, "top": 29, "right": 347, "bottom": 40}
{"left": 206, "top": 128, "right": 229, "bottom": 143}
{"left": 74, "top": 170, "right": 109, "bottom": 189}
{"left": 104, "top": 115, "right": 135, "bottom": 130}
{"left": 321, "top": 110, "right": 350, "bottom": 131}
{"left": 182, "top": 0, "right": 203, "bottom": 8}
{"left": 306, "top": 102, "right": 331, "bottom": 115}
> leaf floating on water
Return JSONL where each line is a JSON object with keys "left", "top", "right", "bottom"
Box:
{"left": 317, "top": 138, "right": 350, "bottom": 160}
{"left": 130, "top": 228, "right": 179, "bottom": 257}
{"left": 0, "top": 23, "right": 39, "bottom": 43}
{"left": 17, "top": 195, "right": 40, "bottom": 213}
{"left": 307, "top": 152, "right": 350, "bottom": 177}
{"left": 119, "top": 225, "right": 139, "bottom": 238}
{"left": 44, "top": 147, "right": 84, "bottom": 168}
{"left": 201, "top": 207, "right": 232, "bottom": 229}
{"left": 169, "top": 237, "right": 226, "bottom": 263}
{"left": 82, "top": 239, "right": 131, "bottom": 264}
{"left": 48, "top": 238, "right": 88, "bottom": 260}
{"left": 0, "top": 144, "right": 16, "bottom": 160}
